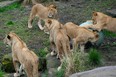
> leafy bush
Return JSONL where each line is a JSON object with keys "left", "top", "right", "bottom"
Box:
{"left": 1, "top": 53, "right": 15, "bottom": 73}
{"left": 88, "top": 48, "right": 101, "bottom": 65}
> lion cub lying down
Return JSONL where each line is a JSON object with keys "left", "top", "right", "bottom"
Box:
{"left": 44, "top": 19, "right": 71, "bottom": 70}
{"left": 4, "top": 32, "right": 39, "bottom": 77}
{"left": 64, "top": 22, "right": 99, "bottom": 52}
{"left": 28, "top": 3, "right": 57, "bottom": 30}
{"left": 86, "top": 12, "right": 116, "bottom": 32}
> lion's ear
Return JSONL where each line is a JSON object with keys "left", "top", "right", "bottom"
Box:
{"left": 7, "top": 35, "right": 11, "bottom": 40}
{"left": 53, "top": 5, "right": 57, "bottom": 9}
{"left": 93, "top": 11, "right": 97, "bottom": 16}
{"left": 48, "top": 19, "right": 52, "bottom": 24}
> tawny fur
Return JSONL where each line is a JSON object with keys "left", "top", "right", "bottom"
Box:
{"left": 63, "top": 22, "right": 99, "bottom": 52}
{"left": 44, "top": 19, "right": 71, "bottom": 70}
{"left": 87, "top": 12, "right": 116, "bottom": 32}
{"left": 4, "top": 32, "right": 39, "bottom": 77}
{"left": 28, "top": 3, "right": 57, "bottom": 30}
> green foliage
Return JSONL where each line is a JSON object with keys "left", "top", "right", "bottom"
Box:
{"left": 0, "top": 2, "right": 21, "bottom": 12}
{"left": 55, "top": 69, "right": 65, "bottom": 77}
{"left": 103, "top": 30, "right": 116, "bottom": 37}
{"left": 0, "top": 63, "right": 5, "bottom": 77}
{"left": 0, "top": 70, "right": 4, "bottom": 77}
{"left": 88, "top": 48, "right": 101, "bottom": 65}
{"left": 37, "top": 48, "right": 48, "bottom": 57}
{"left": 1, "top": 53, "right": 15, "bottom": 73}
{"left": 6, "top": 21, "right": 14, "bottom": 26}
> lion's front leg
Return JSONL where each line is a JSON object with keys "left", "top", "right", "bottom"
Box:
{"left": 50, "top": 42, "right": 57, "bottom": 56}
{"left": 18, "top": 64, "right": 25, "bottom": 76}
{"left": 72, "top": 38, "right": 78, "bottom": 52}
{"left": 13, "top": 61, "right": 20, "bottom": 77}
{"left": 38, "top": 19, "right": 44, "bottom": 30}
{"left": 80, "top": 44, "right": 85, "bottom": 52}
{"left": 28, "top": 13, "right": 35, "bottom": 28}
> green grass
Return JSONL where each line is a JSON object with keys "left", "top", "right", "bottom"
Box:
{"left": 37, "top": 48, "right": 48, "bottom": 57}
{"left": 0, "top": 70, "right": 4, "bottom": 77}
{"left": 62, "top": 51, "right": 88, "bottom": 76}
{"left": 0, "top": 2, "right": 21, "bottom": 13}
{"left": 55, "top": 69, "right": 65, "bottom": 77}
{"left": 103, "top": 30, "right": 116, "bottom": 37}
{"left": 0, "top": 64, "right": 5, "bottom": 77}
{"left": 88, "top": 48, "right": 101, "bottom": 65}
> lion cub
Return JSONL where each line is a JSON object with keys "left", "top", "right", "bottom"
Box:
{"left": 91, "top": 11, "right": 116, "bottom": 32}
{"left": 44, "top": 19, "right": 71, "bottom": 70}
{"left": 28, "top": 3, "right": 57, "bottom": 30}
{"left": 64, "top": 22, "right": 99, "bottom": 52}
{"left": 4, "top": 32, "right": 39, "bottom": 77}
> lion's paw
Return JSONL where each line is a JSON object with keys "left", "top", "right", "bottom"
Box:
{"left": 14, "top": 73, "right": 20, "bottom": 77}
{"left": 51, "top": 51, "right": 56, "bottom": 56}
{"left": 28, "top": 25, "right": 33, "bottom": 28}
{"left": 57, "top": 66, "right": 61, "bottom": 71}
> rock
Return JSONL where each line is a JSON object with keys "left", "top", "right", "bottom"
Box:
{"left": 106, "top": 9, "right": 116, "bottom": 17}
{"left": 70, "top": 66, "right": 116, "bottom": 77}
{"left": 46, "top": 53, "right": 60, "bottom": 77}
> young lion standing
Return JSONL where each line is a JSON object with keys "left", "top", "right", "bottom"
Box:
{"left": 4, "top": 32, "right": 39, "bottom": 77}
{"left": 28, "top": 3, "right": 57, "bottom": 30}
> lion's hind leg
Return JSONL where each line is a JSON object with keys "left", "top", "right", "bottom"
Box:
{"left": 24, "top": 64, "right": 33, "bottom": 77}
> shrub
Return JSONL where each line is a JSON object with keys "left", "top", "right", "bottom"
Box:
{"left": 63, "top": 51, "right": 88, "bottom": 76}
{"left": 88, "top": 48, "right": 101, "bottom": 65}
{"left": 1, "top": 53, "right": 15, "bottom": 73}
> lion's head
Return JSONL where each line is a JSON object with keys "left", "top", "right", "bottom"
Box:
{"left": 4, "top": 33, "right": 13, "bottom": 46}
{"left": 89, "top": 30, "right": 99, "bottom": 43}
{"left": 48, "top": 5, "right": 57, "bottom": 18}
{"left": 44, "top": 19, "right": 53, "bottom": 32}
{"left": 92, "top": 11, "right": 108, "bottom": 25}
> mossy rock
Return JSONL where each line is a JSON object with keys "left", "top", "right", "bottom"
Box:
{"left": 1, "top": 53, "right": 15, "bottom": 73}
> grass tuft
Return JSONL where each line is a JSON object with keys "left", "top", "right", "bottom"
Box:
{"left": 88, "top": 48, "right": 101, "bottom": 65}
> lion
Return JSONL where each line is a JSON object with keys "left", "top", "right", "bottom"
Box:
{"left": 28, "top": 3, "right": 57, "bottom": 30}
{"left": 63, "top": 22, "right": 99, "bottom": 52}
{"left": 44, "top": 19, "right": 71, "bottom": 70}
{"left": 4, "top": 32, "right": 39, "bottom": 77}
{"left": 90, "top": 11, "right": 116, "bottom": 32}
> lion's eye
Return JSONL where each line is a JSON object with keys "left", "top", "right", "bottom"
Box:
{"left": 7, "top": 35, "right": 11, "bottom": 40}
